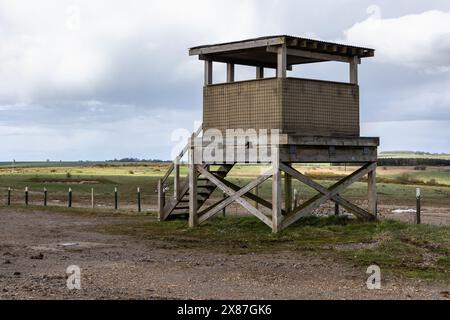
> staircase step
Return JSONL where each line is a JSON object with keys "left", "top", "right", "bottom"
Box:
{"left": 186, "top": 192, "right": 210, "bottom": 196}
{"left": 179, "top": 199, "right": 203, "bottom": 203}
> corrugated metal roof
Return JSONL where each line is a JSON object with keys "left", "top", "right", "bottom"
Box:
{"left": 190, "top": 34, "right": 374, "bottom": 53}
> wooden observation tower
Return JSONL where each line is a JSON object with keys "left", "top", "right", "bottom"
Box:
{"left": 158, "top": 35, "right": 379, "bottom": 233}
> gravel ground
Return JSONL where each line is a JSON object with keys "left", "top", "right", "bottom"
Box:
{"left": 0, "top": 208, "right": 448, "bottom": 300}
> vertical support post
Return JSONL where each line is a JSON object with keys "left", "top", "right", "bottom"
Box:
{"left": 204, "top": 60, "right": 213, "bottom": 85}
{"left": 277, "top": 44, "right": 287, "bottom": 78}
{"left": 293, "top": 188, "right": 299, "bottom": 208}
{"left": 222, "top": 192, "right": 226, "bottom": 217}
{"left": 114, "top": 187, "right": 118, "bottom": 210}
{"left": 157, "top": 179, "right": 164, "bottom": 221}
{"left": 7, "top": 187, "right": 11, "bottom": 206}
{"left": 68, "top": 188, "right": 72, "bottom": 208}
{"left": 174, "top": 156, "right": 180, "bottom": 200}
{"left": 284, "top": 166, "right": 292, "bottom": 214}
{"left": 368, "top": 163, "right": 377, "bottom": 218}
{"left": 188, "top": 135, "right": 198, "bottom": 228}
{"left": 254, "top": 185, "right": 259, "bottom": 210}
{"left": 44, "top": 187, "right": 47, "bottom": 206}
{"left": 416, "top": 188, "right": 421, "bottom": 225}
{"left": 91, "top": 188, "right": 94, "bottom": 208}
{"left": 349, "top": 56, "right": 359, "bottom": 84}
{"left": 226, "top": 63, "right": 235, "bottom": 83}
{"left": 137, "top": 187, "right": 141, "bottom": 213}
{"left": 256, "top": 66, "right": 264, "bottom": 79}
{"left": 25, "top": 187, "right": 28, "bottom": 206}
{"left": 335, "top": 198, "right": 339, "bottom": 216}
{"left": 272, "top": 146, "right": 282, "bottom": 233}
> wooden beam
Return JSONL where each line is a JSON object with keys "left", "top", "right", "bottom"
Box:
{"left": 173, "top": 156, "right": 180, "bottom": 200}
{"left": 284, "top": 165, "right": 292, "bottom": 214}
{"left": 280, "top": 164, "right": 374, "bottom": 220}
{"left": 281, "top": 162, "right": 376, "bottom": 229}
{"left": 189, "top": 136, "right": 198, "bottom": 228}
{"left": 157, "top": 179, "right": 164, "bottom": 221}
{"left": 350, "top": 56, "right": 359, "bottom": 84}
{"left": 286, "top": 136, "right": 379, "bottom": 147}
{"left": 199, "top": 54, "right": 278, "bottom": 69}
{"left": 272, "top": 146, "right": 282, "bottom": 232}
{"left": 267, "top": 46, "right": 356, "bottom": 64}
{"left": 332, "top": 196, "right": 374, "bottom": 220}
{"left": 277, "top": 44, "right": 287, "bottom": 78}
{"left": 197, "top": 166, "right": 273, "bottom": 227}
{"left": 256, "top": 66, "right": 264, "bottom": 79}
{"left": 189, "top": 37, "right": 285, "bottom": 56}
{"left": 204, "top": 60, "right": 213, "bottom": 85}
{"left": 213, "top": 174, "right": 285, "bottom": 214}
{"left": 280, "top": 146, "right": 378, "bottom": 163}
{"left": 226, "top": 63, "right": 235, "bottom": 83}
{"left": 368, "top": 164, "right": 377, "bottom": 217}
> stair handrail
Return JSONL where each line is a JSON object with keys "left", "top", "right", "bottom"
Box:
{"left": 160, "top": 123, "right": 203, "bottom": 186}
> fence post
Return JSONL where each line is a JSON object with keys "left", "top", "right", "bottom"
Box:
{"left": 7, "top": 187, "right": 11, "bottom": 206}
{"left": 25, "top": 187, "right": 28, "bottom": 206}
{"left": 335, "top": 193, "right": 339, "bottom": 216}
{"left": 137, "top": 187, "right": 141, "bottom": 212}
{"left": 44, "top": 187, "right": 47, "bottom": 206}
{"left": 91, "top": 188, "right": 94, "bottom": 208}
{"left": 114, "top": 187, "right": 118, "bottom": 210}
{"left": 416, "top": 188, "right": 421, "bottom": 224}
{"left": 68, "top": 188, "right": 72, "bottom": 208}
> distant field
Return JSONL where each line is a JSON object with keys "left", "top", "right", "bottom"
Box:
{"left": 379, "top": 152, "right": 450, "bottom": 160}
{"left": 0, "top": 162, "right": 449, "bottom": 211}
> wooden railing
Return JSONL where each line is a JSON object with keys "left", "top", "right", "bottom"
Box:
{"left": 158, "top": 124, "right": 203, "bottom": 217}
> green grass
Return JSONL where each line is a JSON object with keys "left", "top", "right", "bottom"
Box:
{"left": 1, "top": 164, "right": 450, "bottom": 207}
{"left": 96, "top": 215, "right": 450, "bottom": 281}
{"left": 379, "top": 152, "right": 450, "bottom": 160}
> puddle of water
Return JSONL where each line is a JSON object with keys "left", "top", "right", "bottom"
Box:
{"left": 392, "top": 208, "right": 416, "bottom": 214}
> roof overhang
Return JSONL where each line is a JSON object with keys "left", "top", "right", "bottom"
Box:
{"left": 189, "top": 35, "right": 375, "bottom": 68}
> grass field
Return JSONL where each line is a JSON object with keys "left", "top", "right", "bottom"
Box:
{"left": 1, "top": 162, "right": 450, "bottom": 209}
{"left": 379, "top": 151, "right": 450, "bottom": 160}
{"left": 98, "top": 215, "right": 450, "bottom": 281}
{"left": 0, "top": 162, "right": 449, "bottom": 283}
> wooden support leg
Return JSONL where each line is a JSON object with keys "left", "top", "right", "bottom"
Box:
{"left": 173, "top": 156, "right": 180, "bottom": 200}
{"left": 189, "top": 140, "right": 198, "bottom": 228}
{"left": 157, "top": 179, "right": 164, "bottom": 221}
{"left": 272, "top": 147, "right": 282, "bottom": 233}
{"left": 284, "top": 166, "right": 292, "bottom": 214}
{"left": 368, "top": 163, "right": 377, "bottom": 218}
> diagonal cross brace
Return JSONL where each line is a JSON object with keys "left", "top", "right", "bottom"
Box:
{"left": 281, "top": 162, "right": 377, "bottom": 229}
{"left": 197, "top": 166, "right": 273, "bottom": 227}
{"left": 279, "top": 163, "right": 376, "bottom": 220}
{"left": 211, "top": 175, "right": 286, "bottom": 215}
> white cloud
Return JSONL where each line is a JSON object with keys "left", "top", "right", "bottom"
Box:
{"left": 0, "top": 0, "right": 263, "bottom": 103}
{"left": 362, "top": 120, "right": 450, "bottom": 153}
{"left": 342, "top": 9, "right": 450, "bottom": 73}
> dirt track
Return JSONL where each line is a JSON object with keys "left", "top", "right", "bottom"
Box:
{"left": 0, "top": 208, "right": 448, "bottom": 299}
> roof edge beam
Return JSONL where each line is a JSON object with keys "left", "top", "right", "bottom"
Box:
{"left": 267, "top": 46, "right": 362, "bottom": 64}
{"left": 189, "top": 37, "right": 285, "bottom": 56}
{"left": 198, "top": 54, "right": 292, "bottom": 70}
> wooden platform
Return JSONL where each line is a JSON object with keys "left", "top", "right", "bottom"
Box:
{"left": 194, "top": 134, "right": 379, "bottom": 163}
{"left": 159, "top": 130, "right": 379, "bottom": 233}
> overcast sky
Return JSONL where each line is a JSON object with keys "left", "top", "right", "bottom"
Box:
{"left": 1, "top": 0, "right": 450, "bottom": 161}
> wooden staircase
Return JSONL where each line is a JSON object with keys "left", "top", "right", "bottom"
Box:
{"left": 158, "top": 125, "right": 234, "bottom": 220}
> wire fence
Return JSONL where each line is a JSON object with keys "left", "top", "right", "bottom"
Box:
{"left": 3, "top": 186, "right": 157, "bottom": 213}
